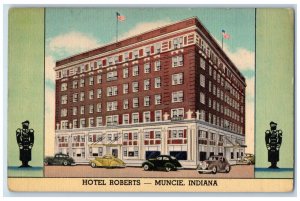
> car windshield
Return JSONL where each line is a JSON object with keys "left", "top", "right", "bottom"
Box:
{"left": 208, "top": 156, "right": 218, "bottom": 161}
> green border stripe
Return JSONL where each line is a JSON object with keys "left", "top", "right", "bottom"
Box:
{"left": 8, "top": 8, "right": 44, "bottom": 177}
{"left": 255, "top": 8, "right": 294, "bottom": 178}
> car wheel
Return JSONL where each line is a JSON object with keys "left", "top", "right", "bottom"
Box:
{"left": 165, "top": 165, "right": 172, "bottom": 172}
{"left": 225, "top": 165, "right": 230, "bottom": 173}
{"left": 63, "top": 161, "right": 68, "bottom": 166}
{"left": 212, "top": 166, "right": 217, "bottom": 174}
{"left": 143, "top": 164, "right": 150, "bottom": 171}
{"left": 91, "top": 163, "right": 96, "bottom": 168}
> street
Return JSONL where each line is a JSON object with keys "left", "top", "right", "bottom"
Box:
{"left": 45, "top": 165, "right": 254, "bottom": 178}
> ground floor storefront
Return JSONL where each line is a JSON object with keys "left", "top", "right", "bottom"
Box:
{"left": 55, "top": 121, "right": 246, "bottom": 168}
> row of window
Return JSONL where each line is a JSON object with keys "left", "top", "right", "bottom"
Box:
{"left": 58, "top": 108, "right": 185, "bottom": 129}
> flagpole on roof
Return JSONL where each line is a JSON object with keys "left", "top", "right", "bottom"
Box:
{"left": 116, "top": 12, "right": 119, "bottom": 43}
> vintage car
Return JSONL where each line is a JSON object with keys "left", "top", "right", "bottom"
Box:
{"left": 44, "top": 153, "right": 75, "bottom": 166}
{"left": 197, "top": 155, "right": 231, "bottom": 174}
{"left": 238, "top": 153, "right": 255, "bottom": 165}
{"left": 89, "top": 154, "right": 126, "bottom": 168}
{"left": 142, "top": 155, "right": 183, "bottom": 172}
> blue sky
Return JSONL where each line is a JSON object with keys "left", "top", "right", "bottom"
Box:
{"left": 44, "top": 8, "right": 255, "bottom": 154}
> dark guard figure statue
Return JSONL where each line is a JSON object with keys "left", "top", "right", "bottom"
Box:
{"left": 265, "top": 121, "right": 282, "bottom": 168}
{"left": 16, "top": 120, "right": 34, "bottom": 167}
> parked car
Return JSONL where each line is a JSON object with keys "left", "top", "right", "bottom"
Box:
{"left": 89, "top": 154, "right": 126, "bottom": 168}
{"left": 238, "top": 153, "right": 255, "bottom": 165}
{"left": 44, "top": 153, "right": 75, "bottom": 166}
{"left": 197, "top": 155, "right": 231, "bottom": 174}
{"left": 142, "top": 155, "right": 183, "bottom": 172}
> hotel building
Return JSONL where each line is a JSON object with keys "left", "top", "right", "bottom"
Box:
{"left": 54, "top": 17, "right": 246, "bottom": 168}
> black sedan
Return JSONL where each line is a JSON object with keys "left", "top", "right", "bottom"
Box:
{"left": 142, "top": 155, "right": 183, "bottom": 172}
{"left": 44, "top": 153, "right": 75, "bottom": 166}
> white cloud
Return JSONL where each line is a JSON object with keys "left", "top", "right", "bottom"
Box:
{"left": 226, "top": 47, "right": 255, "bottom": 71}
{"left": 48, "top": 31, "right": 101, "bottom": 56}
{"left": 119, "top": 19, "right": 173, "bottom": 40}
{"left": 246, "top": 76, "right": 255, "bottom": 101}
{"left": 45, "top": 55, "right": 56, "bottom": 82}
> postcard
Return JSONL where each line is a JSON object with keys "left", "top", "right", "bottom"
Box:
{"left": 6, "top": 7, "right": 294, "bottom": 192}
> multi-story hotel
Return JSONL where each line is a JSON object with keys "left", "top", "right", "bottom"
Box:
{"left": 54, "top": 17, "right": 246, "bottom": 168}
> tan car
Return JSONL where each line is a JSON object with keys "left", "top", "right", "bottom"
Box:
{"left": 89, "top": 154, "right": 126, "bottom": 168}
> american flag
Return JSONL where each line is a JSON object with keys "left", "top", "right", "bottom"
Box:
{"left": 116, "top": 12, "right": 126, "bottom": 22}
{"left": 222, "top": 30, "right": 230, "bottom": 39}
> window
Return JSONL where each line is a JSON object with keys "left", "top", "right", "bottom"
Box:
{"left": 133, "top": 50, "right": 138, "bottom": 59}
{"left": 123, "top": 83, "right": 129, "bottom": 94}
{"left": 200, "top": 92, "right": 205, "bottom": 104}
{"left": 209, "top": 66, "right": 212, "bottom": 76}
{"left": 155, "top": 43, "right": 161, "bottom": 53}
{"left": 107, "top": 71, "right": 118, "bottom": 81}
{"left": 73, "top": 80, "right": 78, "bottom": 89}
{"left": 73, "top": 93, "right": 78, "bottom": 102}
{"left": 132, "top": 82, "right": 139, "bottom": 92}
{"left": 108, "top": 57, "right": 113, "bottom": 65}
{"left": 107, "top": 101, "right": 118, "bottom": 111}
{"left": 106, "top": 115, "right": 118, "bottom": 126}
{"left": 133, "top": 98, "right": 139, "bottom": 108}
{"left": 155, "top": 131, "right": 161, "bottom": 139}
{"left": 96, "top": 117, "right": 102, "bottom": 127}
{"left": 133, "top": 65, "right": 139, "bottom": 76}
{"left": 172, "top": 91, "right": 184, "bottom": 103}
{"left": 97, "top": 75, "right": 102, "bottom": 84}
{"left": 172, "top": 55, "right": 183, "bottom": 67}
{"left": 171, "top": 108, "right": 184, "bottom": 119}
{"left": 89, "top": 90, "right": 94, "bottom": 99}
{"left": 208, "top": 98, "right": 211, "bottom": 107}
{"left": 97, "top": 89, "right": 102, "bottom": 98}
{"left": 89, "top": 118, "right": 94, "bottom": 127}
{"left": 144, "top": 79, "right": 150, "bottom": 90}
{"left": 213, "top": 70, "right": 216, "bottom": 80}
{"left": 200, "top": 74, "right": 205, "bottom": 87}
{"left": 124, "top": 133, "right": 129, "bottom": 140}
{"left": 61, "top": 108, "right": 67, "bottom": 117}
{"left": 107, "top": 86, "right": 118, "bottom": 96}
{"left": 73, "top": 119, "right": 78, "bottom": 128}
{"left": 61, "top": 83, "right": 67, "bottom": 91}
{"left": 133, "top": 132, "right": 138, "bottom": 140}
{"left": 123, "top": 114, "right": 129, "bottom": 124}
{"left": 89, "top": 105, "right": 94, "bottom": 113}
{"left": 80, "top": 119, "right": 86, "bottom": 128}
{"left": 209, "top": 81, "right": 212, "bottom": 92}
{"left": 173, "top": 37, "right": 183, "bottom": 48}
{"left": 155, "top": 110, "right": 162, "bottom": 122}
{"left": 97, "top": 103, "right": 101, "bottom": 112}
{"left": 123, "top": 68, "right": 129, "bottom": 78}
{"left": 172, "top": 73, "right": 183, "bottom": 85}
{"left": 200, "top": 110, "right": 205, "bottom": 121}
{"left": 123, "top": 147, "right": 127, "bottom": 157}
{"left": 89, "top": 76, "right": 94, "bottom": 85}
{"left": 61, "top": 95, "right": 67, "bottom": 104}
{"left": 144, "top": 132, "right": 150, "bottom": 139}
{"left": 200, "top": 57, "right": 206, "bottom": 69}
{"left": 124, "top": 52, "right": 129, "bottom": 61}
{"left": 123, "top": 99, "right": 129, "bottom": 109}
{"left": 73, "top": 107, "right": 77, "bottom": 115}
{"left": 114, "top": 56, "right": 119, "bottom": 64}
{"left": 154, "top": 60, "right": 161, "bottom": 71}
{"left": 155, "top": 77, "right": 161, "bottom": 88}
{"left": 60, "top": 121, "right": 68, "bottom": 129}
{"left": 80, "top": 92, "right": 84, "bottom": 101}
{"left": 144, "top": 96, "right": 150, "bottom": 106}
{"left": 144, "top": 63, "right": 150, "bottom": 73}
{"left": 155, "top": 94, "right": 162, "bottom": 105}
{"left": 80, "top": 79, "right": 85, "bottom": 87}
{"left": 132, "top": 113, "right": 139, "bottom": 124}
{"left": 145, "top": 46, "right": 150, "bottom": 56}
{"left": 80, "top": 106, "right": 85, "bottom": 114}
{"left": 143, "top": 111, "right": 151, "bottom": 123}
